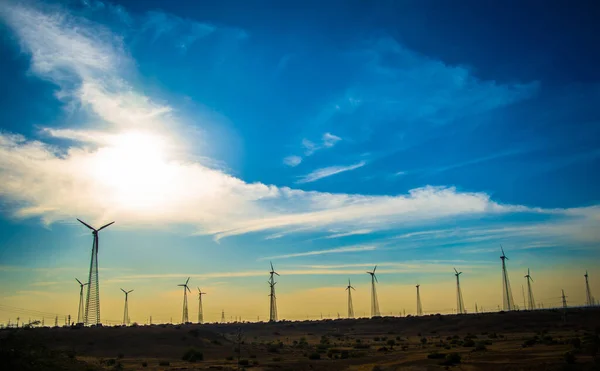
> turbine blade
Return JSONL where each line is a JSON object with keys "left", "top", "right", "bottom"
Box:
{"left": 121, "top": 288, "right": 126, "bottom": 294}
{"left": 97, "top": 221, "right": 115, "bottom": 231}
{"left": 270, "top": 261, "right": 274, "bottom": 271}
{"left": 454, "top": 268, "right": 458, "bottom": 274}
{"left": 75, "top": 278, "right": 82, "bottom": 285}
{"left": 274, "top": 272, "right": 280, "bottom": 276}
{"left": 129, "top": 289, "right": 134, "bottom": 293}
{"left": 178, "top": 284, "right": 185, "bottom": 287}
{"left": 187, "top": 286, "right": 191, "bottom": 293}
{"left": 351, "top": 286, "right": 355, "bottom": 290}
{"left": 198, "top": 287, "right": 201, "bottom": 292}
{"left": 186, "top": 277, "right": 190, "bottom": 285}
{"left": 77, "top": 218, "right": 95, "bottom": 231}
{"left": 374, "top": 274, "right": 378, "bottom": 283}
{"left": 373, "top": 265, "right": 377, "bottom": 273}
{"left": 530, "top": 277, "right": 534, "bottom": 283}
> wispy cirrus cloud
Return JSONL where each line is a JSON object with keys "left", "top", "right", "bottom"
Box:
{"left": 258, "top": 245, "right": 377, "bottom": 261}
{"left": 283, "top": 132, "right": 342, "bottom": 167}
{"left": 283, "top": 155, "right": 302, "bottom": 167}
{"left": 296, "top": 161, "right": 366, "bottom": 183}
{"left": 323, "top": 229, "right": 373, "bottom": 239}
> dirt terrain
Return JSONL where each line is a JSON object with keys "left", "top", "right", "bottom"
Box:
{"left": 2, "top": 308, "right": 600, "bottom": 370}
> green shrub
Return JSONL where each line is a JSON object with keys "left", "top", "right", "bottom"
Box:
{"left": 158, "top": 361, "right": 170, "bottom": 366}
{"left": 427, "top": 351, "right": 445, "bottom": 359}
{"left": 272, "top": 357, "right": 281, "bottom": 362}
{"left": 463, "top": 339, "right": 475, "bottom": 347}
{"left": 474, "top": 342, "right": 487, "bottom": 351}
{"left": 226, "top": 356, "right": 234, "bottom": 361}
{"left": 571, "top": 337, "right": 582, "bottom": 349}
{"left": 442, "top": 352, "right": 461, "bottom": 365}
{"left": 141, "top": 361, "right": 148, "bottom": 367}
{"left": 268, "top": 345, "right": 280, "bottom": 353}
{"left": 354, "top": 343, "right": 370, "bottom": 349}
{"left": 181, "top": 348, "right": 203, "bottom": 362}
{"left": 105, "top": 359, "right": 116, "bottom": 366}
{"left": 341, "top": 350, "right": 349, "bottom": 359}
{"left": 420, "top": 337, "right": 428, "bottom": 345}
{"left": 117, "top": 353, "right": 124, "bottom": 359}
{"left": 387, "top": 339, "right": 396, "bottom": 347}
{"left": 374, "top": 336, "right": 381, "bottom": 341}
{"left": 238, "top": 359, "right": 249, "bottom": 366}
{"left": 308, "top": 352, "right": 321, "bottom": 360}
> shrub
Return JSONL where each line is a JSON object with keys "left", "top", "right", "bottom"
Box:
{"left": 427, "top": 351, "right": 446, "bottom": 359}
{"left": 354, "top": 343, "right": 370, "bottom": 349}
{"left": 442, "top": 352, "right": 462, "bottom": 366}
{"left": 308, "top": 352, "right": 321, "bottom": 360}
{"left": 463, "top": 339, "right": 475, "bottom": 347}
{"left": 141, "top": 361, "right": 148, "bottom": 367}
{"left": 565, "top": 351, "right": 576, "bottom": 364}
{"left": 522, "top": 338, "right": 536, "bottom": 348}
{"left": 474, "top": 342, "right": 487, "bottom": 351}
{"left": 268, "top": 345, "right": 280, "bottom": 353}
{"left": 374, "top": 336, "right": 381, "bottom": 341}
{"left": 211, "top": 339, "right": 222, "bottom": 346}
{"left": 341, "top": 350, "right": 349, "bottom": 359}
{"left": 239, "top": 359, "right": 250, "bottom": 366}
{"left": 117, "top": 353, "right": 124, "bottom": 359}
{"left": 387, "top": 339, "right": 396, "bottom": 347}
{"left": 105, "top": 359, "right": 116, "bottom": 366}
{"left": 372, "top": 366, "right": 384, "bottom": 371}
{"left": 571, "top": 337, "right": 582, "bottom": 349}
{"left": 377, "top": 346, "right": 388, "bottom": 352}
{"left": 272, "top": 357, "right": 281, "bottom": 362}
{"left": 249, "top": 354, "right": 256, "bottom": 359}
{"left": 488, "top": 333, "right": 498, "bottom": 339}
{"left": 421, "top": 337, "right": 428, "bottom": 345}
{"left": 158, "top": 361, "right": 170, "bottom": 366}
{"left": 226, "top": 356, "right": 234, "bottom": 361}
{"left": 182, "top": 347, "right": 204, "bottom": 362}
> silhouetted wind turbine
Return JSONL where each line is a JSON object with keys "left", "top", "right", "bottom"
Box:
{"left": 585, "top": 271, "right": 594, "bottom": 307}
{"left": 75, "top": 278, "right": 88, "bottom": 324}
{"left": 77, "top": 218, "right": 114, "bottom": 325}
{"left": 346, "top": 279, "right": 355, "bottom": 318}
{"left": 268, "top": 261, "right": 279, "bottom": 322}
{"left": 524, "top": 268, "right": 536, "bottom": 310}
{"left": 120, "top": 288, "right": 133, "bottom": 325}
{"left": 416, "top": 284, "right": 423, "bottom": 316}
{"left": 197, "top": 288, "right": 206, "bottom": 324}
{"left": 500, "top": 245, "right": 515, "bottom": 311}
{"left": 366, "top": 265, "right": 380, "bottom": 317}
{"left": 454, "top": 268, "right": 465, "bottom": 314}
{"left": 178, "top": 277, "right": 191, "bottom": 323}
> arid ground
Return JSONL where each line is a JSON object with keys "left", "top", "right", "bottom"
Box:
{"left": 2, "top": 308, "right": 600, "bottom": 370}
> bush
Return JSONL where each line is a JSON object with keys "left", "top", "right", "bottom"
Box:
{"left": 374, "top": 336, "right": 381, "bottom": 341}
{"left": 117, "top": 353, "right": 124, "bottom": 359}
{"left": 571, "top": 337, "right": 582, "bottom": 349}
{"left": 308, "top": 352, "right": 321, "bottom": 360}
{"left": 249, "top": 354, "right": 256, "bottom": 358}
{"left": 488, "top": 333, "right": 498, "bottom": 339}
{"left": 105, "top": 359, "right": 116, "bottom": 366}
{"left": 158, "top": 361, "right": 170, "bottom": 366}
{"left": 377, "top": 346, "right": 388, "bottom": 352}
{"left": 463, "top": 339, "right": 475, "bottom": 347}
{"left": 239, "top": 359, "right": 249, "bottom": 366}
{"left": 141, "top": 361, "right": 148, "bottom": 367}
{"left": 565, "top": 351, "right": 576, "bottom": 364}
{"left": 420, "top": 337, "right": 428, "bottom": 345}
{"left": 474, "top": 342, "right": 487, "bottom": 351}
{"left": 268, "top": 345, "right": 280, "bottom": 353}
{"left": 226, "top": 356, "right": 234, "bottom": 361}
{"left": 341, "top": 350, "right": 349, "bottom": 359}
{"left": 522, "top": 338, "right": 536, "bottom": 348}
{"left": 181, "top": 348, "right": 204, "bottom": 362}
{"left": 272, "top": 357, "right": 281, "bottom": 362}
{"left": 387, "top": 339, "right": 396, "bottom": 347}
{"left": 441, "top": 352, "right": 462, "bottom": 365}
{"left": 354, "top": 343, "right": 370, "bottom": 349}
{"left": 427, "top": 351, "right": 446, "bottom": 359}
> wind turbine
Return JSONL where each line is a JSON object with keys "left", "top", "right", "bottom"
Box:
{"left": 75, "top": 278, "right": 89, "bottom": 324}
{"left": 454, "top": 268, "right": 465, "bottom": 314}
{"left": 524, "top": 268, "right": 536, "bottom": 310}
{"left": 416, "top": 284, "right": 423, "bottom": 316}
{"left": 585, "top": 271, "right": 594, "bottom": 307}
{"left": 366, "top": 265, "right": 380, "bottom": 317}
{"left": 120, "top": 288, "right": 133, "bottom": 325}
{"left": 197, "top": 288, "right": 206, "bottom": 324}
{"left": 178, "top": 277, "right": 191, "bottom": 323}
{"left": 77, "top": 218, "right": 114, "bottom": 325}
{"left": 500, "top": 245, "right": 515, "bottom": 311}
{"left": 268, "top": 261, "right": 279, "bottom": 322}
{"left": 346, "top": 279, "right": 355, "bottom": 318}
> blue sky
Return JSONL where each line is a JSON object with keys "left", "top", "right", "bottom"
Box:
{"left": 0, "top": 0, "right": 599, "bottom": 324}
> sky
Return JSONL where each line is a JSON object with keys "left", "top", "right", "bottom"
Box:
{"left": 0, "top": 0, "right": 599, "bottom": 325}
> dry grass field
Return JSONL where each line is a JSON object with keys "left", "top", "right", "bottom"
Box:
{"left": 2, "top": 308, "right": 600, "bottom": 371}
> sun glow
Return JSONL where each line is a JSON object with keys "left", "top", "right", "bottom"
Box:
{"left": 91, "top": 131, "right": 178, "bottom": 210}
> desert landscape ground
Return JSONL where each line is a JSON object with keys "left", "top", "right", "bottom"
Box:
{"left": 2, "top": 308, "right": 600, "bottom": 371}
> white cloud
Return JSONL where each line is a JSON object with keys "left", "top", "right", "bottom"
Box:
{"left": 322, "top": 132, "right": 341, "bottom": 147}
{"left": 324, "top": 229, "right": 373, "bottom": 239}
{"left": 296, "top": 161, "right": 366, "bottom": 184}
{"left": 258, "top": 245, "right": 377, "bottom": 261}
{"left": 283, "top": 155, "right": 302, "bottom": 167}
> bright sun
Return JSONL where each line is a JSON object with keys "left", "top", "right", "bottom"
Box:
{"left": 91, "top": 131, "right": 177, "bottom": 210}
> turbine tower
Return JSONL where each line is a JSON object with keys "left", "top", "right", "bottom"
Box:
{"left": 346, "top": 279, "right": 355, "bottom": 318}
{"left": 75, "top": 278, "right": 88, "bottom": 324}
{"left": 178, "top": 277, "right": 191, "bottom": 323}
{"left": 120, "top": 288, "right": 133, "bottom": 325}
{"left": 524, "top": 268, "right": 536, "bottom": 310}
{"left": 500, "top": 246, "right": 515, "bottom": 311}
{"left": 366, "top": 265, "right": 380, "bottom": 317}
{"left": 268, "top": 261, "right": 279, "bottom": 322}
{"left": 561, "top": 289, "right": 568, "bottom": 309}
{"left": 197, "top": 288, "right": 206, "bottom": 324}
{"left": 77, "top": 218, "right": 114, "bottom": 325}
{"left": 585, "top": 271, "right": 594, "bottom": 306}
{"left": 454, "top": 268, "right": 465, "bottom": 314}
{"left": 416, "top": 284, "right": 423, "bottom": 316}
